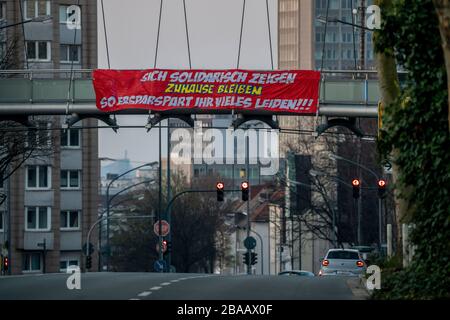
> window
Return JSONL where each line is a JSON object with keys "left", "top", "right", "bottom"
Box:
{"left": 26, "top": 41, "right": 51, "bottom": 61}
{"left": 60, "top": 45, "right": 81, "bottom": 63}
{"left": 60, "top": 259, "right": 79, "bottom": 272}
{"left": 23, "top": 0, "right": 50, "bottom": 19}
{"left": 0, "top": 2, "right": 5, "bottom": 20}
{"left": 60, "top": 210, "right": 80, "bottom": 230}
{"left": 26, "top": 165, "right": 51, "bottom": 189}
{"left": 327, "top": 250, "right": 360, "bottom": 260}
{"left": 23, "top": 253, "right": 42, "bottom": 272}
{"left": 26, "top": 207, "right": 51, "bottom": 231}
{"left": 61, "top": 128, "right": 80, "bottom": 147}
{"left": 0, "top": 210, "right": 4, "bottom": 231}
{"left": 61, "top": 170, "right": 80, "bottom": 189}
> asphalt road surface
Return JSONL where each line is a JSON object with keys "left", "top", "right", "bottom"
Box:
{"left": 0, "top": 272, "right": 368, "bottom": 300}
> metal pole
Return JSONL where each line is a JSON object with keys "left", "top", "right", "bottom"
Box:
{"left": 357, "top": 196, "right": 362, "bottom": 245}
{"left": 105, "top": 188, "right": 110, "bottom": 271}
{"left": 250, "top": 230, "right": 263, "bottom": 275}
{"left": 158, "top": 123, "right": 163, "bottom": 270}
{"left": 246, "top": 132, "right": 251, "bottom": 275}
{"left": 359, "top": 0, "right": 366, "bottom": 70}
{"left": 387, "top": 224, "right": 392, "bottom": 257}
{"left": 167, "top": 119, "right": 172, "bottom": 272}
{"left": 6, "top": 166, "right": 11, "bottom": 275}
{"left": 356, "top": 137, "right": 362, "bottom": 246}
{"left": 378, "top": 197, "right": 382, "bottom": 252}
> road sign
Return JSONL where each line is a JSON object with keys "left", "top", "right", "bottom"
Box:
{"left": 383, "top": 160, "right": 393, "bottom": 175}
{"left": 156, "top": 241, "right": 167, "bottom": 253}
{"left": 83, "top": 242, "right": 95, "bottom": 255}
{"left": 244, "top": 236, "right": 257, "bottom": 250}
{"left": 153, "top": 259, "right": 166, "bottom": 272}
{"left": 153, "top": 220, "right": 170, "bottom": 237}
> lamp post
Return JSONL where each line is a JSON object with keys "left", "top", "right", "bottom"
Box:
{"left": 0, "top": 15, "right": 52, "bottom": 30}
{"left": 104, "top": 162, "right": 158, "bottom": 271}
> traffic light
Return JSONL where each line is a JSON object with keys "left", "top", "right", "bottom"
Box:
{"left": 85, "top": 255, "right": 92, "bottom": 269}
{"left": 167, "top": 241, "right": 172, "bottom": 252}
{"left": 243, "top": 252, "right": 251, "bottom": 265}
{"left": 378, "top": 179, "right": 387, "bottom": 198}
{"left": 250, "top": 252, "right": 258, "bottom": 265}
{"left": 3, "top": 256, "right": 9, "bottom": 272}
{"left": 216, "top": 182, "right": 224, "bottom": 202}
{"left": 241, "top": 181, "right": 249, "bottom": 201}
{"left": 352, "top": 179, "right": 361, "bottom": 199}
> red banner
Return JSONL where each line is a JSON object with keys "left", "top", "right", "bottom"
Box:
{"left": 93, "top": 69, "right": 320, "bottom": 114}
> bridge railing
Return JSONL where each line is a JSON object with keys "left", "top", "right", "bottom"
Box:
{"left": 0, "top": 69, "right": 407, "bottom": 105}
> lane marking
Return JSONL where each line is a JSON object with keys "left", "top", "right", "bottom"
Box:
{"left": 170, "top": 279, "right": 179, "bottom": 283}
{"left": 150, "top": 286, "right": 162, "bottom": 290}
{"left": 138, "top": 291, "right": 152, "bottom": 297}
{"left": 160, "top": 282, "right": 171, "bottom": 286}
{"left": 129, "top": 298, "right": 141, "bottom": 300}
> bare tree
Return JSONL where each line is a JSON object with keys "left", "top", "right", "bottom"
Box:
{"left": 109, "top": 172, "right": 235, "bottom": 273}
{"left": 0, "top": 119, "right": 56, "bottom": 204}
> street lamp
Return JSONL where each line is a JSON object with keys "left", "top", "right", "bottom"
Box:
{"left": 104, "top": 162, "right": 158, "bottom": 271}
{"left": 0, "top": 15, "right": 52, "bottom": 30}
{"left": 316, "top": 15, "right": 372, "bottom": 31}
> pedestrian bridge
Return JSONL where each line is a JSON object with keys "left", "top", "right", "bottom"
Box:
{"left": 0, "top": 69, "right": 393, "bottom": 117}
{"left": 0, "top": 69, "right": 406, "bottom": 134}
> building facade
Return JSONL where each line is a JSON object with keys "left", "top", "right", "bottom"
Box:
{"left": 0, "top": 0, "right": 98, "bottom": 275}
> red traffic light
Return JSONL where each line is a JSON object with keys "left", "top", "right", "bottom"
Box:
{"left": 216, "top": 182, "right": 224, "bottom": 190}
{"left": 378, "top": 179, "right": 386, "bottom": 188}
{"left": 241, "top": 181, "right": 249, "bottom": 190}
{"left": 352, "top": 179, "right": 361, "bottom": 187}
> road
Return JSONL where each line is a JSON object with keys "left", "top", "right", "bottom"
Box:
{"left": 0, "top": 272, "right": 367, "bottom": 300}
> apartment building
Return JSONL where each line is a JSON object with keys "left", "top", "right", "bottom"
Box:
{"left": 0, "top": 0, "right": 98, "bottom": 275}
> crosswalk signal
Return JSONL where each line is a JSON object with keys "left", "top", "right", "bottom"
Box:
{"left": 250, "top": 252, "right": 257, "bottom": 265}
{"left": 216, "top": 182, "right": 224, "bottom": 202}
{"left": 352, "top": 179, "right": 361, "bottom": 199}
{"left": 378, "top": 179, "right": 387, "bottom": 198}
{"left": 85, "top": 255, "right": 92, "bottom": 269}
{"left": 241, "top": 181, "right": 249, "bottom": 201}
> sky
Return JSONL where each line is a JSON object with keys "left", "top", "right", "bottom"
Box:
{"left": 97, "top": 0, "right": 278, "bottom": 163}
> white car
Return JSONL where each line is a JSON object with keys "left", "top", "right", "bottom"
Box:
{"left": 318, "top": 249, "right": 366, "bottom": 277}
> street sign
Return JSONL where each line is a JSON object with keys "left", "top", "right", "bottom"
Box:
{"left": 153, "top": 259, "right": 166, "bottom": 272}
{"left": 382, "top": 159, "right": 393, "bottom": 175}
{"left": 83, "top": 242, "right": 95, "bottom": 255}
{"left": 153, "top": 220, "right": 170, "bottom": 237}
{"left": 156, "top": 241, "right": 167, "bottom": 253}
{"left": 244, "top": 236, "right": 257, "bottom": 250}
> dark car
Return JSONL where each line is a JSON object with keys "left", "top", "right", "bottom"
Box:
{"left": 278, "top": 270, "right": 315, "bottom": 277}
